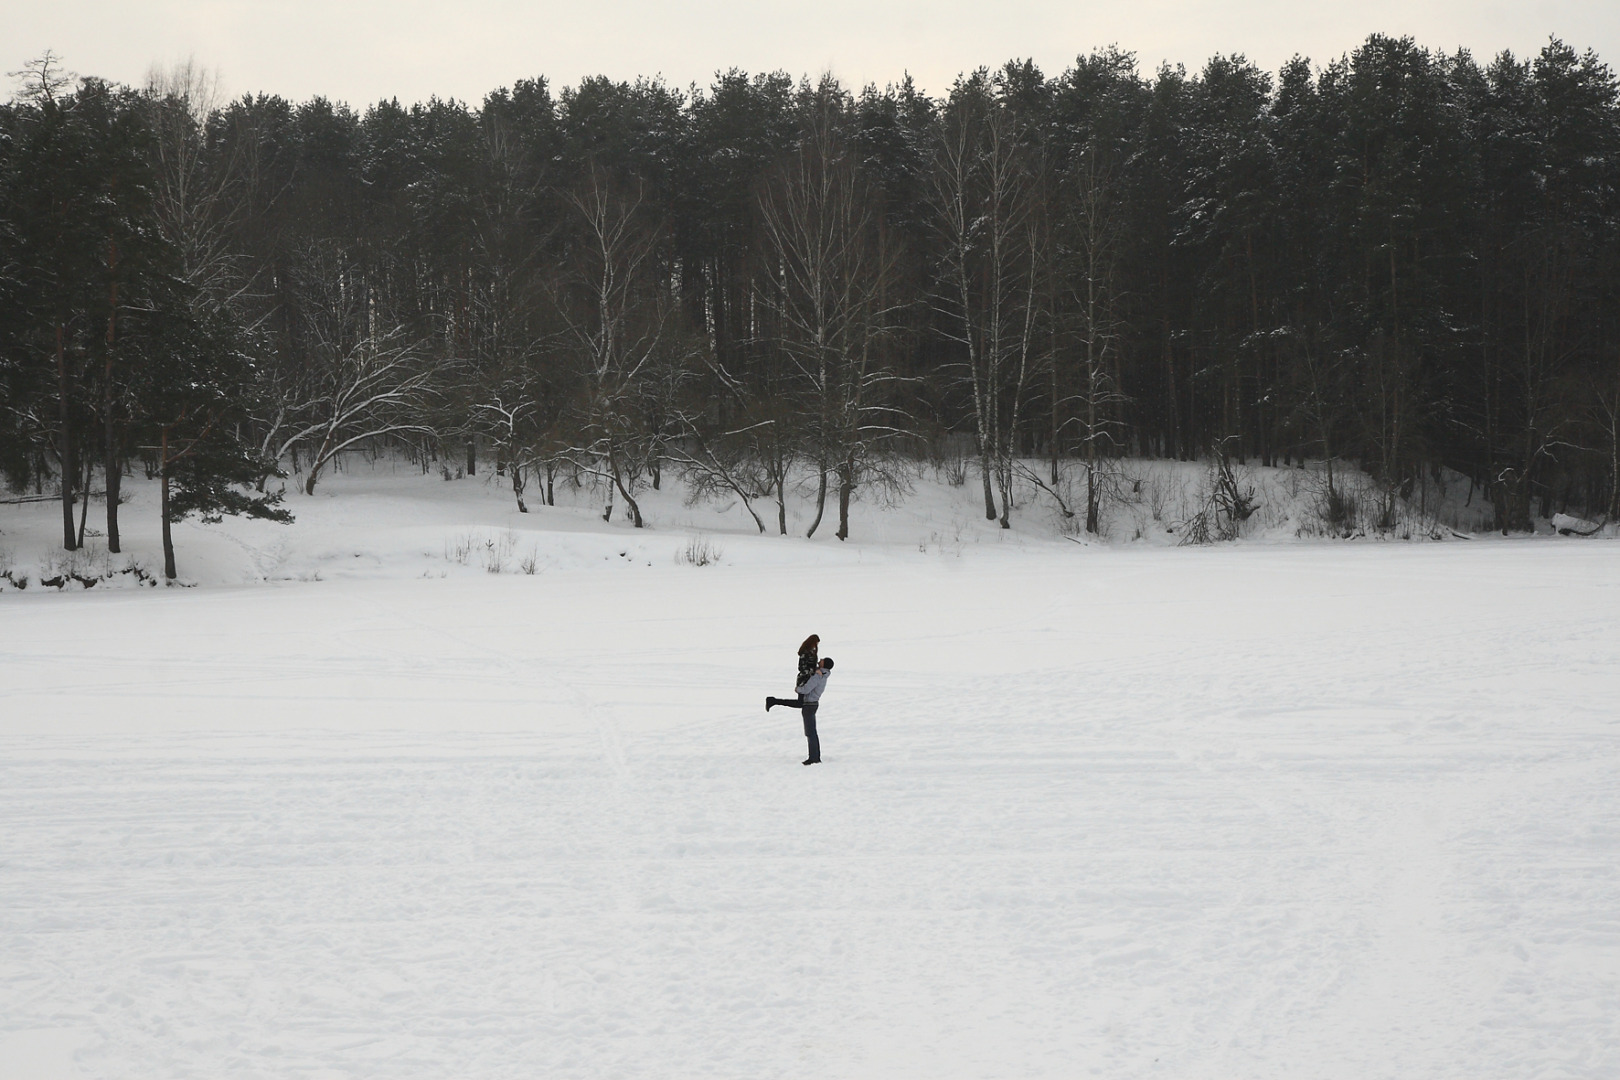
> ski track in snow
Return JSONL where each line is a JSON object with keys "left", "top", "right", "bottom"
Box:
{"left": 2, "top": 542, "right": 1619, "bottom": 1078}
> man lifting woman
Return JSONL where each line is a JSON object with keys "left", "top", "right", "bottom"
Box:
{"left": 767, "top": 634, "right": 833, "bottom": 765}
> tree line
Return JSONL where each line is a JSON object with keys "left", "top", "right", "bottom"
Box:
{"left": 4, "top": 35, "right": 1619, "bottom": 575}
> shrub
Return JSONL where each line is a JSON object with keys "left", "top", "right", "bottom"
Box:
{"left": 679, "top": 534, "right": 722, "bottom": 567}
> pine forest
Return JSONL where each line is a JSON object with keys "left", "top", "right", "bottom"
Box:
{"left": 4, "top": 35, "right": 1620, "bottom": 571}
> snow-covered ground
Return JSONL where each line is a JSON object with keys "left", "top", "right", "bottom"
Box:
{"left": 0, "top": 451, "right": 1567, "bottom": 593}
{"left": 2, "top": 465, "right": 1618, "bottom": 1078}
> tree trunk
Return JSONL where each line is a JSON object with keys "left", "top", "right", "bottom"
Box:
{"left": 979, "top": 447, "right": 996, "bottom": 520}
{"left": 996, "top": 437, "right": 1013, "bottom": 530}
{"left": 1609, "top": 398, "right": 1619, "bottom": 520}
{"left": 466, "top": 437, "right": 476, "bottom": 477}
{"left": 611, "top": 467, "right": 642, "bottom": 528}
{"left": 512, "top": 464, "right": 528, "bottom": 513}
{"left": 105, "top": 239, "right": 121, "bottom": 552}
{"left": 1085, "top": 461, "right": 1101, "bottom": 536}
{"left": 105, "top": 445, "right": 122, "bottom": 552}
{"left": 161, "top": 427, "right": 177, "bottom": 580}
{"left": 56, "top": 323, "right": 76, "bottom": 551}
{"left": 75, "top": 452, "right": 93, "bottom": 549}
{"left": 304, "top": 429, "right": 335, "bottom": 496}
{"left": 806, "top": 464, "right": 829, "bottom": 538}
{"left": 836, "top": 456, "right": 853, "bottom": 541}
{"left": 1050, "top": 341, "right": 1062, "bottom": 483}
{"left": 776, "top": 470, "right": 788, "bottom": 536}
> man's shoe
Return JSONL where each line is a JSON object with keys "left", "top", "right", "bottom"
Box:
{"left": 802, "top": 758, "right": 820, "bottom": 765}
{"left": 766, "top": 697, "right": 773, "bottom": 711}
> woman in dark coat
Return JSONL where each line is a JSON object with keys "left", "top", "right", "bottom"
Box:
{"left": 796, "top": 634, "right": 820, "bottom": 688}
{"left": 765, "top": 634, "right": 821, "bottom": 715}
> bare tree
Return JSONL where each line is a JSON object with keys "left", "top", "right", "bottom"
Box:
{"left": 292, "top": 326, "right": 438, "bottom": 495}
{"left": 1284, "top": 322, "right": 1354, "bottom": 524}
{"left": 1061, "top": 138, "right": 1128, "bottom": 534}
{"left": 468, "top": 348, "right": 568, "bottom": 514}
{"left": 1582, "top": 362, "right": 1620, "bottom": 521}
{"left": 145, "top": 61, "right": 241, "bottom": 302}
{"left": 548, "top": 165, "right": 682, "bottom": 528}
{"left": 929, "top": 74, "right": 1046, "bottom": 528}
{"left": 666, "top": 412, "right": 773, "bottom": 534}
{"left": 758, "top": 80, "right": 906, "bottom": 540}
{"left": 470, "top": 390, "right": 539, "bottom": 512}
{"left": 259, "top": 245, "right": 439, "bottom": 494}
{"left": 693, "top": 281, "right": 806, "bottom": 536}
{"left": 119, "top": 61, "right": 255, "bottom": 553}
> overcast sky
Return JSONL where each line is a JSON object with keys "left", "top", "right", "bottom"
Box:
{"left": 9, "top": 1, "right": 1620, "bottom": 107}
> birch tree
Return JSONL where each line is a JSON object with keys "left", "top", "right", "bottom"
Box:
{"left": 758, "top": 80, "right": 905, "bottom": 540}
{"left": 261, "top": 245, "right": 440, "bottom": 493}
{"left": 549, "top": 165, "right": 679, "bottom": 528}
{"left": 1061, "top": 136, "right": 1128, "bottom": 534}
{"left": 929, "top": 72, "right": 1045, "bottom": 528}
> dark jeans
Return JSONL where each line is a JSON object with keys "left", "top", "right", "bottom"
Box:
{"left": 769, "top": 698, "right": 820, "bottom": 760}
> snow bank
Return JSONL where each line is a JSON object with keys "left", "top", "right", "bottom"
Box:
{"left": 0, "top": 455, "right": 1592, "bottom": 592}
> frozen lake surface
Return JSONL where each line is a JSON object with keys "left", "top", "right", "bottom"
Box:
{"left": 3, "top": 531, "right": 1618, "bottom": 1078}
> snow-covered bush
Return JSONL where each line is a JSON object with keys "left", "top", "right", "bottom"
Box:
{"left": 679, "top": 534, "right": 722, "bottom": 567}
{"left": 446, "top": 534, "right": 475, "bottom": 565}
{"left": 1176, "top": 452, "right": 1258, "bottom": 545}
{"left": 483, "top": 531, "right": 517, "bottom": 574}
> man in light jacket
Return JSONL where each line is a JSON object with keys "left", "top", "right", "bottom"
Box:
{"left": 766, "top": 657, "right": 833, "bottom": 765}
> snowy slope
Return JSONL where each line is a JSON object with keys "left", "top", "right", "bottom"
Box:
{"left": 2, "top": 466, "right": 1618, "bottom": 1079}
{"left": 2, "top": 453, "right": 1591, "bottom": 593}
